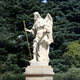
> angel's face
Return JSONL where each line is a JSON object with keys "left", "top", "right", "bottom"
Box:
{"left": 34, "top": 14, "right": 37, "bottom": 21}
{"left": 33, "top": 12, "right": 40, "bottom": 21}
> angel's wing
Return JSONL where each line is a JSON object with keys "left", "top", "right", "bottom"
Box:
{"left": 45, "top": 13, "right": 53, "bottom": 44}
{"left": 45, "top": 13, "right": 53, "bottom": 27}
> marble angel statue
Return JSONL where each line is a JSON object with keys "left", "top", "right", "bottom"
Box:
{"left": 24, "top": 12, "right": 53, "bottom": 63}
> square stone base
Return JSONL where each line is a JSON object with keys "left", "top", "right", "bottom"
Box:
{"left": 24, "top": 64, "right": 54, "bottom": 80}
{"left": 26, "top": 76, "right": 53, "bottom": 80}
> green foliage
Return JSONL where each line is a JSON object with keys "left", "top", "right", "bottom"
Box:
{"left": 54, "top": 68, "right": 80, "bottom": 80}
{"left": 64, "top": 40, "right": 80, "bottom": 68}
{"left": 0, "top": 0, "right": 80, "bottom": 79}
{"left": 0, "top": 73, "right": 25, "bottom": 80}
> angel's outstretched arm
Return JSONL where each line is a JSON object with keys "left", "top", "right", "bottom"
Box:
{"left": 24, "top": 27, "right": 35, "bottom": 35}
{"left": 24, "top": 28, "right": 32, "bottom": 33}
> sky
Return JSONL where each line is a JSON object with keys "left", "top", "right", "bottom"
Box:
{"left": 41, "top": 0, "right": 47, "bottom": 3}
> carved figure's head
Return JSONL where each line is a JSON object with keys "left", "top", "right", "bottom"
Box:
{"left": 33, "top": 12, "right": 41, "bottom": 21}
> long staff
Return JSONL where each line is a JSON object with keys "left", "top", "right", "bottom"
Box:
{"left": 23, "top": 20, "right": 32, "bottom": 60}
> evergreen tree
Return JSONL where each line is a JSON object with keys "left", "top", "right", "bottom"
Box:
{"left": 0, "top": 0, "right": 80, "bottom": 79}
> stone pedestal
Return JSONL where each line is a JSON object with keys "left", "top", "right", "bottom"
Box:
{"left": 24, "top": 62, "right": 54, "bottom": 80}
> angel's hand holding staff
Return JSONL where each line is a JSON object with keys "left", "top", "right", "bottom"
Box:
{"left": 24, "top": 27, "right": 32, "bottom": 33}
{"left": 24, "top": 27, "right": 27, "bottom": 31}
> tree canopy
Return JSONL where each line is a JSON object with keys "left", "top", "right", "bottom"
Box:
{"left": 0, "top": 0, "right": 80, "bottom": 79}
{"left": 64, "top": 40, "right": 80, "bottom": 68}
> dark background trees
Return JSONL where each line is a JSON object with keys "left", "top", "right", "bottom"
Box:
{"left": 0, "top": 0, "right": 80, "bottom": 80}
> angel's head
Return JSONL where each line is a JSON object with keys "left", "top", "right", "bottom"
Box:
{"left": 33, "top": 12, "right": 41, "bottom": 21}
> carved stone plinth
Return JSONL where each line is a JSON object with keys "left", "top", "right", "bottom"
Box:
{"left": 24, "top": 62, "right": 54, "bottom": 80}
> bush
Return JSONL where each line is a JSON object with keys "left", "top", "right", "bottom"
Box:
{"left": 64, "top": 40, "right": 80, "bottom": 68}
{"left": 54, "top": 68, "right": 80, "bottom": 80}
{"left": 54, "top": 73, "right": 65, "bottom": 80}
{"left": 0, "top": 72, "right": 25, "bottom": 80}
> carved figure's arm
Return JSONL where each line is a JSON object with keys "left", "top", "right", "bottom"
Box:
{"left": 24, "top": 27, "right": 35, "bottom": 36}
{"left": 24, "top": 28, "right": 32, "bottom": 33}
